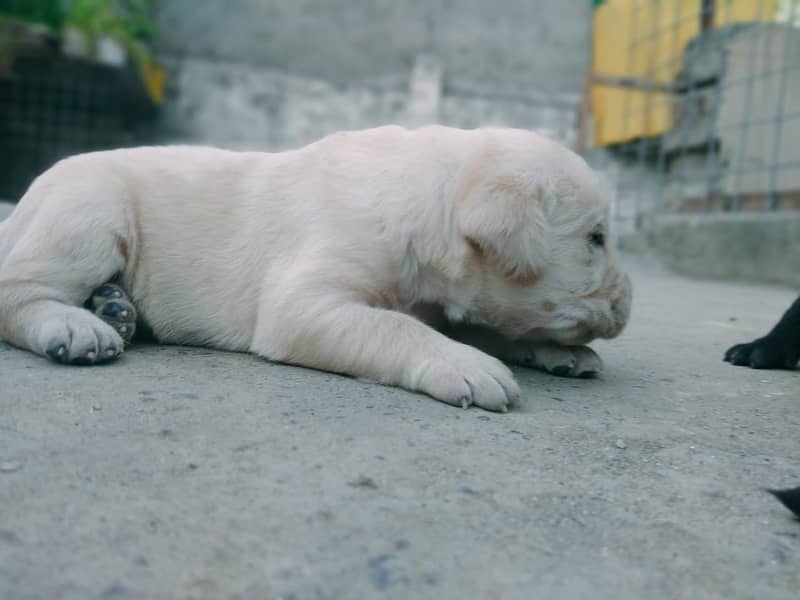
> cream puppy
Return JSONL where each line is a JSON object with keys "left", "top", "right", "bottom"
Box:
{"left": 0, "top": 125, "right": 631, "bottom": 411}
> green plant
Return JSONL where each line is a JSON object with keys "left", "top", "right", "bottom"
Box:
{"left": 0, "top": 0, "right": 162, "bottom": 99}
{"left": 0, "top": 2, "right": 62, "bottom": 78}
{"left": 61, "top": 0, "right": 160, "bottom": 95}
{"left": 0, "top": 0, "right": 63, "bottom": 30}
{"left": 63, "top": 0, "right": 158, "bottom": 47}
{"left": 0, "top": 0, "right": 159, "bottom": 51}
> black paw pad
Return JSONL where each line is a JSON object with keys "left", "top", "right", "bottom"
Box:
{"left": 46, "top": 341, "right": 69, "bottom": 364}
{"left": 86, "top": 283, "right": 128, "bottom": 310}
{"left": 108, "top": 321, "right": 136, "bottom": 343}
{"left": 551, "top": 365, "right": 573, "bottom": 377}
{"left": 100, "top": 301, "right": 133, "bottom": 321}
{"left": 85, "top": 283, "right": 137, "bottom": 345}
{"left": 95, "top": 284, "right": 121, "bottom": 296}
{"left": 45, "top": 341, "right": 116, "bottom": 366}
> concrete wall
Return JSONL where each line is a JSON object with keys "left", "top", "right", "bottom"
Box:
{"left": 157, "top": 56, "right": 408, "bottom": 150}
{"left": 155, "top": 0, "right": 591, "bottom": 95}
{"left": 157, "top": 54, "right": 579, "bottom": 152}
{"left": 153, "top": 1, "right": 588, "bottom": 150}
{"left": 620, "top": 213, "right": 800, "bottom": 287}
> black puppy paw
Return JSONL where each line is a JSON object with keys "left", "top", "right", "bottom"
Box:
{"left": 724, "top": 337, "right": 798, "bottom": 370}
{"left": 768, "top": 487, "right": 800, "bottom": 518}
{"left": 86, "top": 283, "right": 137, "bottom": 345}
{"left": 726, "top": 296, "right": 799, "bottom": 370}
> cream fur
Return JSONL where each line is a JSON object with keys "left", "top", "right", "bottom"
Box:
{"left": 0, "top": 125, "right": 631, "bottom": 411}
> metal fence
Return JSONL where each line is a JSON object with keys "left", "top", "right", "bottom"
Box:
{"left": 583, "top": 0, "right": 800, "bottom": 233}
{"left": 0, "top": 1, "right": 161, "bottom": 200}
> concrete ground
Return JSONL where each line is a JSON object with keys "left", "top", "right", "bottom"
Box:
{"left": 1, "top": 200, "right": 798, "bottom": 598}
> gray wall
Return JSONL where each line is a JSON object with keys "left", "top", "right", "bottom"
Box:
{"left": 156, "top": 0, "right": 591, "bottom": 95}
{"left": 620, "top": 213, "right": 800, "bottom": 287}
{"left": 154, "top": 1, "right": 588, "bottom": 150}
{"left": 157, "top": 55, "right": 579, "bottom": 151}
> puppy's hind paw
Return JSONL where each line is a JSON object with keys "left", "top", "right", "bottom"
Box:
{"left": 86, "top": 283, "right": 137, "bottom": 345}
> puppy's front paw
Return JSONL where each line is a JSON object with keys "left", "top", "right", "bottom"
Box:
{"left": 724, "top": 337, "right": 799, "bottom": 370}
{"left": 86, "top": 283, "right": 137, "bottom": 344}
{"left": 509, "top": 342, "right": 603, "bottom": 378}
{"left": 413, "top": 345, "right": 521, "bottom": 412}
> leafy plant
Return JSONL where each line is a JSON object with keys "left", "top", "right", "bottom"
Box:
{"left": 61, "top": 0, "right": 163, "bottom": 101}
{"left": 0, "top": 0, "right": 159, "bottom": 49}
{"left": 63, "top": 0, "right": 158, "bottom": 47}
{"left": 0, "top": 2, "right": 61, "bottom": 77}
{"left": 0, "top": 0, "right": 63, "bottom": 30}
{"left": 0, "top": 0, "right": 163, "bottom": 100}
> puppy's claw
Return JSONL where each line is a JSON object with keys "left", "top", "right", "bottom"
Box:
{"left": 46, "top": 343, "right": 68, "bottom": 364}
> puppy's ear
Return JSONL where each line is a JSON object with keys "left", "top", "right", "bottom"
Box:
{"left": 457, "top": 177, "right": 548, "bottom": 286}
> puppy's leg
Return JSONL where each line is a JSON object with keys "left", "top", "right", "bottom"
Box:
{"left": 0, "top": 191, "right": 128, "bottom": 364}
{"left": 445, "top": 324, "right": 602, "bottom": 378}
{"left": 252, "top": 292, "right": 520, "bottom": 412}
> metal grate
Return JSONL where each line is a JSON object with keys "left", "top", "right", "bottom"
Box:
{"left": 0, "top": 0, "right": 160, "bottom": 201}
{"left": 586, "top": 0, "right": 800, "bottom": 232}
{"left": 0, "top": 55, "right": 158, "bottom": 201}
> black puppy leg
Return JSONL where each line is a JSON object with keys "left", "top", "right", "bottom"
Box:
{"left": 724, "top": 295, "right": 800, "bottom": 369}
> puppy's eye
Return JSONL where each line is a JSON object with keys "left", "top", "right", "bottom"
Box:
{"left": 588, "top": 230, "right": 605, "bottom": 247}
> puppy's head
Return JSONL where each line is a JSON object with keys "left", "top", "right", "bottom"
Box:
{"left": 452, "top": 129, "right": 631, "bottom": 345}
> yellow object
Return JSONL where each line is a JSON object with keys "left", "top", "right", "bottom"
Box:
{"left": 139, "top": 62, "right": 166, "bottom": 105}
{"left": 591, "top": 0, "right": 777, "bottom": 146}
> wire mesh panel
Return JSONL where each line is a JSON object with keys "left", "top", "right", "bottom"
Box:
{"left": 586, "top": 0, "right": 800, "bottom": 232}
{"left": 0, "top": 0, "right": 161, "bottom": 201}
{"left": 0, "top": 56, "right": 158, "bottom": 200}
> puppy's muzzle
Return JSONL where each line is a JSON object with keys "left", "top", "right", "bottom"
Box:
{"left": 590, "top": 269, "right": 632, "bottom": 339}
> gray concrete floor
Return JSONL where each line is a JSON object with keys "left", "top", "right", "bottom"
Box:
{"left": 1, "top": 209, "right": 798, "bottom": 598}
